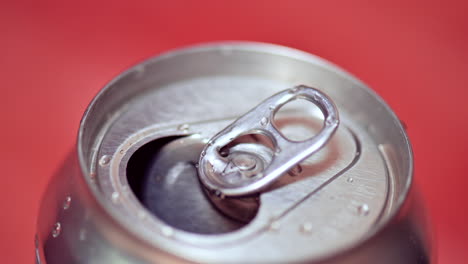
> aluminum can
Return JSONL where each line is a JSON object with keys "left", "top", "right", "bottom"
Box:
{"left": 35, "top": 42, "right": 430, "bottom": 264}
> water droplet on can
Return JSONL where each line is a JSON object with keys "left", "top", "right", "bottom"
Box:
{"left": 63, "top": 196, "right": 71, "bottom": 210}
{"left": 269, "top": 220, "right": 280, "bottom": 231}
{"left": 214, "top": 190, "right": 225, "bottom": 199}
{"left": 137, "top": 211, "right": 146, "bottom": 220}
{"left": 260, "top": 117, "right": 268, "bottom": 126}
{"left": 300, "top": 222, "right": 313, "bottom": 234}
{"left": 288, "top": 165, "right": 302, "bottom": 176}
{"left": 111, "top": 192, "right": 120, "bottom": 203}
{"left": 99, "top": 155, "right": 111, "bottom": 167}
{"left": 52, "top": 222, "right": 61, "bottom": 238}
{"left": 357, "top": 204, "right": 370, "bottom": 216}
{"left": 347, "top": 177, "right": 354, "bottom": 183}
{"left": 161, "top": 226, "right": 174, "bottom": 237}
{"left": 289, "top": 86, "right": 301, "bottom": 93}
{"left": 177, "top": 124, "right": 190, "bottom": 132}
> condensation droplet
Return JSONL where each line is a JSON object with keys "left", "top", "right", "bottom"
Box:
{"left": 214, "top": 190, "right": 225, "bottom": 199}
{"left": 269, "top": 220, "right": 280, "bottom": 231}
{"left": 260, "top": 117, "right": 268, "bottom": 126}
{"left": 63, "top": 196, "right": 71, "bottom": 210}
{"left": 99, "top": 155, "right": 111, "bottom": 167}
{"left": 194, "top": 163, "right": 199, "bottom": 168}
{"left": 137, "top": 211, "right": 146, "bottom": 220}
{"left": 347, "top": 177, "right": 354, "bottom": 183}
{"left": 357, "top": 204, "right": 370, "bottom": 216}
{"left": 177, "top": 124, "right": 190, "bottom": 132}
{"left": 214, "top": 190, "right": 224, "bottom": 199}
{"left": 111, "top": 192, "right": 120, "bottom": 203}
{"left": 52, "top": 222, "right": 61, "bottom": 238}
{"left": 200, "top": 150, "right": 206, "bottom": 157}
{"left": 288, "top": 165, "right": 302, "bottom": 176}
{"left": 300, "top": 222, "right": 313, "bottom": 234}
{"left": 269, "top": 105, "right": 275, "bottom": 110}
{"left": 289, "top": 86, "right": 301, "bottom": 93}
{"left": 161, "top": 226, "right": 174, "bottom": 237}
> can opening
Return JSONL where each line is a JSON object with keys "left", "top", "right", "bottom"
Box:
{"left": 126, "top": 135, "right": 258, "bottom": 234}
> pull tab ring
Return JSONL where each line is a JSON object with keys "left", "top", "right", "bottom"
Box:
{"left": 198, "top": 85, "right": 339, "bottom": 197}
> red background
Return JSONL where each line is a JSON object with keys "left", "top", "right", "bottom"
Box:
{"left": 2, "top": 1, "right": 467, "bottom": 263}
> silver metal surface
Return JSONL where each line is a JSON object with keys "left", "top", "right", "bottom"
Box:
{"left": 35, "top": 42, "right": 429, "bottom": 264}
{"left": 198, "top": 85, "right": 339, "bottom": 196}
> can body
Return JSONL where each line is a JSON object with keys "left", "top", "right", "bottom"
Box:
{"left": 35, "top": 43, "right": 431, "bottom": 264}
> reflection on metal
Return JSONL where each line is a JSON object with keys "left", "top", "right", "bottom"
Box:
{"left": 35, "top": 43, "right": 429, "bottom": 264}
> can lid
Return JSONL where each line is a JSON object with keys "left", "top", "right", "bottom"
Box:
{"left": 79, "top": 42, "right": 413, "bottom": 263}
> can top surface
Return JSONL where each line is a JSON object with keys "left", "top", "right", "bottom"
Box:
{"left": 78, "top": 42, "right": 412, "bottom": 263}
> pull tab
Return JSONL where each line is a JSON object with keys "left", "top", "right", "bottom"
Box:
{"left": 198, "top": 85, "right": 339, "bottom": 197}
